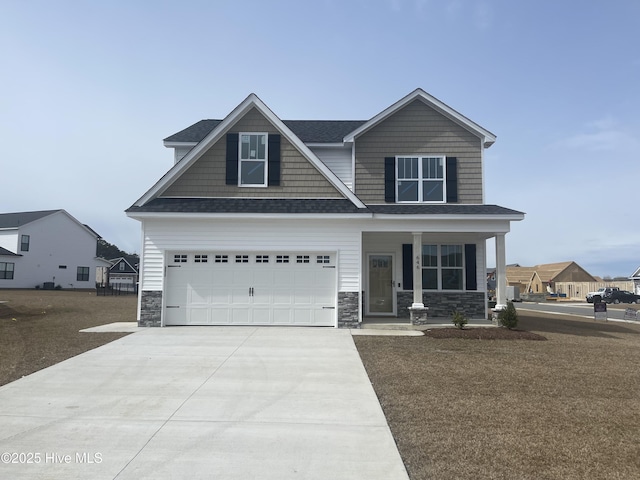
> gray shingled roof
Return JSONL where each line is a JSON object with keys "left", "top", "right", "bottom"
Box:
{"left": 164, "top": 120, "right": 367, "bottom": 144}
{"left": 127, "top": 198, "right": 366, "bottom": 214}
{"left": 127, "top": 198, "right": 524, "bottom": 217}
{"left": 0, "top": 246, "right": 20, "bottom": 256}
{"left": 0, "top": 210, "right": 61, "bottom": 229}
{"left": 367, "top": 204, "right": 525, "bottom": 216}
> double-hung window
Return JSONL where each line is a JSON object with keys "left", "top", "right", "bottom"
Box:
{"left": 396, "top": 156, "right": 445, "bottom": 202}
{"left": 0, "top": 262, "right": 14, "bottom": 280}
{"left": 421, "top": 244, "right": 464, "bottom": 290}
{"left": 77, "top": 266, "right": 90, "bottom": 282}
{"left": 239, "top": 133, "right": 267, "bottom": 186}
{"left": 20, "top": 235, "right": 30, "bottom": 252}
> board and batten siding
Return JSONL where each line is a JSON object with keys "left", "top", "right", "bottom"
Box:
{"left": 162, "top": 107, "right": 342, "bottom": 199}
{"left": 139, "top": 218, "right": 362, "bottom": 292}
{"left": 354, "top": 99, "right": 484, "bottom": 204}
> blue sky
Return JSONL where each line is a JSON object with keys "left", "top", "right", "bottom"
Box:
{"left": 1, "top": 0, "right": 639, "bottom": 278}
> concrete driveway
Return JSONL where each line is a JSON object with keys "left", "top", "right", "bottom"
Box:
{"left": 0, "top": 327, "right": 409, "bottom": 479}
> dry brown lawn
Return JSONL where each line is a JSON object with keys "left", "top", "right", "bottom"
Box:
{"left": 0, "top": 289, "right": 136, "bottom": 386}
{"left": 355, "top": 312, "right": 640, "bottom": 480}
{"left": 3, "top": 291, "right": 640, "bottom": 478}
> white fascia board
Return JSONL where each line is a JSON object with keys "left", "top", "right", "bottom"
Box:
{"left": 305, "top": 143, "right": 346, "bottom": 148}
{"left": 163, "top": 141, "right": 198, "bottom": 149}
{"left": 343, "top": 88, "right": 496, "bottom": 148}
{"left": 135, "top": 94, "right": 366, "bottom": 209}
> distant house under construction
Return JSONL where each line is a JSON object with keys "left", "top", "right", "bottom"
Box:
{"left": 507, "top": 261, "right": 597, "bottom": 295}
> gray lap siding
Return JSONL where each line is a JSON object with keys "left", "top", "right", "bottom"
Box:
{"left": 354, "top": 99, "right": 484, "bottom": 204}
{"left": 162, "top": 107, "right": 342, "bottom": 198}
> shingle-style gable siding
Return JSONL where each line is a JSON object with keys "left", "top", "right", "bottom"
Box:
{"left": 162, "top": 108, "right": 342, "bottom": 199}
{"left": 354, "top": 99, "right": 483, "bottom": 204}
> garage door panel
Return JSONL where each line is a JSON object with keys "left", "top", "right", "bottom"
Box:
{"left": 232, "top": 269, "right": 252, "bottom": 284}
{"left": 272, "top": 290, "right": 293, "bottom": 305}
{"left": 251, "top": 307, "right": 274, "bottom": 324}
{"left": 210, "top": 306, "right": 232, "bottom": 324}
{"left": 188, "top": 307, "right": 210, "bottom": 325}
{"left": 165, "top": 252, "right": 337, "bottom": 326}
{"left": 230, "top": 287, "right": 252, "bottom": 305}
{"left": 231, "top": 307, "right": 250, "bottom": 324}
{"left": 313, "top": 309, "right": 334, "bottom": 326}
{"left": 189, "top": 285, "right": 212, "bottom": 304}
{"left": 164, "top": 307, "right": 184, "bottom": 325}
{"left": 253, "top": 270, "right": 275, "bottom": 286}
{"left": 165, "top": 287, "right": 187, "bottom": 306}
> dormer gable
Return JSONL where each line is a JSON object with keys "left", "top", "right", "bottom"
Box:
{"left": 135, "top": 94, "right": 365, "bottom": 208}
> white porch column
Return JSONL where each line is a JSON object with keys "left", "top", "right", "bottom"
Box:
{"left": 495, "top": 233, "right": 507, "bottom": 308}
{"left": 412, "top": 232, "right": 424, "bottom": 308}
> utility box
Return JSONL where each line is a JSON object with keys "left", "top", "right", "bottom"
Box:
{"left": 506, "top": 286, "right": 520, "bottom": 302}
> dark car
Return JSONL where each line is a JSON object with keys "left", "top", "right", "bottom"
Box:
{"left": 603, "top": 290, "right": 640, "bottom": 304}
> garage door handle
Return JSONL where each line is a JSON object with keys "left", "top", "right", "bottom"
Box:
{"left": 322, "top": 306, "right": 335, "bottom": 309}
{"left": 166, "top": 305, "right": 180, "bottom": 309}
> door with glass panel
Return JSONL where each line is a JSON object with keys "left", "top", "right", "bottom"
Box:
{"left": 367, "top": 254, "right": 395, "bottom": 315}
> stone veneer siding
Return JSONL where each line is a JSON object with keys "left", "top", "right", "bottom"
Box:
{"left": 338, "top": 292, "right": 360, "bottom": 328}
{"left": 397, "top": 291, "right": 486, "bottom": 319}
{"left": 140, "top": 291, "right": 162, "bottom": 327}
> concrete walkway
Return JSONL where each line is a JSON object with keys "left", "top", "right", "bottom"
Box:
{"left": 0, "top": 327, "right": 409, "bottom": 480}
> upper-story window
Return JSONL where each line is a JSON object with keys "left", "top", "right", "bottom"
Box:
{"left": 396, "top": 156, "right": 445, "bottom": 203}
{"left": 20, "top": 235, "right": 30, "bottom": 252}
{"left": 119, "top": 262, "right": 126, "bottom": 271}
{"left": 239, "top": 133, "right": 268, "bottom": 187}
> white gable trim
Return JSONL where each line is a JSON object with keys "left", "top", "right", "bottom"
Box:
{"left": 135, "top": 94, "right": 366, "bottom": 208}
{"left": 343, "top": 88, "right": 497, "bottom": 148}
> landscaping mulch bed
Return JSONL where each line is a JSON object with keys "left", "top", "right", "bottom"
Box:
{"left": 422, "top": 326, "right": 547, "bottom": 340}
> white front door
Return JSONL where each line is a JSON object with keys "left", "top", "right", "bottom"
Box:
{"left": 164, "top": 252, "right": 337, "bottom": 326}
{"left": 367, "top": 254, "right": 395, "bottom": 315}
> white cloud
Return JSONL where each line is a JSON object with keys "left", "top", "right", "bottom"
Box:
{"left": 474, "top": 1, "right": 493, "bottom": 30}
{"left": 552, "top": 116, "right": 640, "bottom": 152}
{"left": 445, "top": 0, "right": 462, "bottom": 18}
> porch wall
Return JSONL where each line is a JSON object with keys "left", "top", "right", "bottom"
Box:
{"left": 398, "top": 291, "right": 486, "bottom": 319}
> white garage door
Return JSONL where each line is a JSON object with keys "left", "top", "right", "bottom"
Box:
{"left": 164, "top": 252, "right": 337, "bottom": 326}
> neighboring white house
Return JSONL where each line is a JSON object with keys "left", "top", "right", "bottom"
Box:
{"left": 0, "top": 210, "right": 110, "bottom": 289}
{"left": 127, "top": 89, "right": 524, "bottom": 328}
{"left": 631, "top": 266, "right": 640, "bottom": 295}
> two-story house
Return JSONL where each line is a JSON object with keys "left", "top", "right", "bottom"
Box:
{"left": 127, "top": 89, "right": 524, "bottom": 327}
{"left": 0, "top": 209, "right": 110, "bottom": 289}
{"left": 107, "top": 257, "right": 138, "bottom": 291}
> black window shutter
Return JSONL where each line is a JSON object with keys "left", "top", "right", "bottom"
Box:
{"left": 465, "top": 243, "right": 477, "bottom": 290}
{"left": 402, "top": 243, "right": 413, "bottom": 290}
{"left": 384, "top": 157, "right": 396, "bottom": 202}
{"left": 226, "top": 133, "right": 239, "bottom": 185}
{"left": 446, "top": 157, "right": 458, "bottom": 203}
{"left": 267, "top": 134, "right": 281, "bottom": 186}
